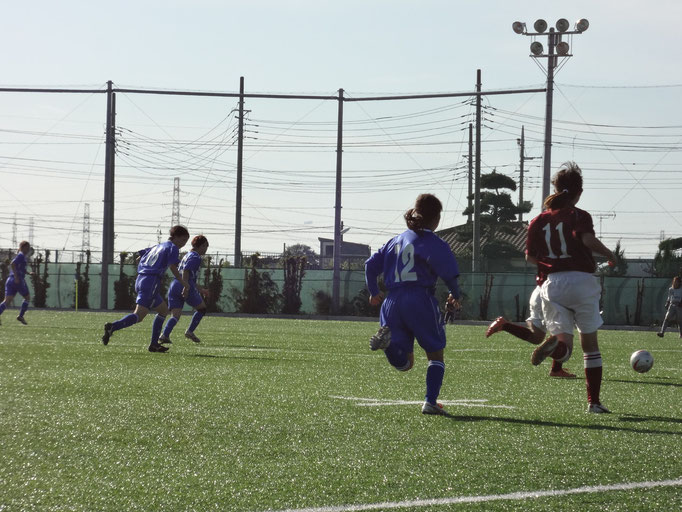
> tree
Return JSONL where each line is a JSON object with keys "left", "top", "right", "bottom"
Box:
{"left": 599, "top": 240, "right": 628, "bottom": 277}
{"left": 202, "top": 255, "right": 224, "bottom": 313}
{"left": 113, "top": 252, "right": 136, "bottom": 310}
{"left": 281, "top": 255, "right": 306, "bottom": 314}
{"left": 651, "top": 237, "right": 682, "bottom": 277}
{"left": 30, "top": 250, "right": 50, "bottom": 308}
{"left": 463, "top": 169, "right": 531, "bottom": 225}
{"left": 74, "top": 250, "right": 91, "bottom": 309}
{"left": 283, "top": 244, "right": 319, "bottom": 268}
{"left": 232, "top": 253, "right": 282, "bottom": 314}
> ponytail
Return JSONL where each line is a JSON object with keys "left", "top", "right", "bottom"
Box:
{"left": 545, "top": 162, "right": 584, "bottom": 211}
{"left": 404, "top": 194, "right": 443, "bottom": 231}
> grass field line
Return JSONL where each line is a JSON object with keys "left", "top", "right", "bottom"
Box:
{"left": 330, "top": 395, "right": 515, "bottom": 409}
{"left": 269, "top": 476, "right": 682, "bottom": 512}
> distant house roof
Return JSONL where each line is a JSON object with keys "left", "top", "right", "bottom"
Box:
{"left": 318, "top": 238, "right": 371, "bottom": 257}
{"left": 436, "top": 222, "right": 528, "bottom": 255}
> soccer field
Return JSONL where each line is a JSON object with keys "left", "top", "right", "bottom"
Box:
{"left": 1, "top": 311, "right": 681, "bottom": 511}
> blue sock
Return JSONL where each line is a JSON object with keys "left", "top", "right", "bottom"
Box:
{"left": 0, "top": 302, "right": 6, "bottom": 316}
{"left": 187, "top": 310, "right": 205, "bottom": 333}
{"left": 151, "top": 314, "right": 165, "bottom": 345}
{"left": 162, "top": 316, "right": 178, "bottom": 338}
{"left": 111, "top": 313, "right": 139, "bottom": 332}
{"left": 425, "top": 360, "right": 446, "bottom": 405}
{"left": 19, "top": 300, "right": 29, "bottom": 317}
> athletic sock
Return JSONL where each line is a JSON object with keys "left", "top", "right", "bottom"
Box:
{"left": 151, "top": 314, "right": 165, "bottom": 345}
{"left": 111, "top": 313, "right": 139, "bottom": 332}
{"left": 19, "top": 300, "right": 29, "bottom": 318}
{"left": 584, "top": 351, "right": 603, "bottom": 404}
{"left": 550, "top": 340, "right": 568, "bottom": 362}
{"left": 502, "top": 323, "right": 535, "bottom": 342}
{"left": 162, "top": 317, "right": 178, "bottom": 338}
{"left": 187, "top": 310, "right": 205, "bottom": 333}
{"left": 0, "top": 302, "right": 6, "bottom": 316}
{"left": 425, "top": 360, "right": 446, "bottom": 405}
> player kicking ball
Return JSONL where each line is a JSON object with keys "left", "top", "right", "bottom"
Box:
{"left": 159, "top": 235, "right": 209, "bottom": 345}
{"left": 485, "top": 279, "right": 575, "bottom": 379}
{"left": 101, "top": 225, "right": 190, "bottom": 353}
{"left": 365, "top": 193, "right": 461, "bottom": 416}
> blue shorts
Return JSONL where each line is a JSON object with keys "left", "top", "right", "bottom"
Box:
{"left": 135, "top": 274, "right": 164, "bottom": 309}
{"left": 167, "top": 280, "right": 203, "bottom": 310}
{"left": 380, "top": 287, "right": 446, "bottom": 369}
{"left": 5, "top": 277, "right": 29, "bottom": 298}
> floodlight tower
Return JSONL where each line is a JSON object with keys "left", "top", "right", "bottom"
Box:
{"left": 512, "top": 18, "right": 589, "bottom": 202}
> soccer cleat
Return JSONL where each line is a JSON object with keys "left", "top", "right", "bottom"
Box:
{"left": 531, "top": 336, "right": 558, "bottom": 366}
{"left": 421, "top": 401, "right": 447, "bottom": 415}
{"left": 656, "top": 332, "right": 664, "bottom": 338}
{"left": 587, "top": 403, "right": 611, "bottom": 414}
{"left": 102, "top": 323, "right": 113, "bottom": 345}
{"left": 369, "top": 325, "right": 391, "bottom": 351}
{"left": 158, "top": 334, "right": 172, "bottom": 345}
{"left": 148, "top": 343, "right": 169, "bottom": 353}
{"left": 486, "top": 316, "right": 507, "bottom": 338}
{"left": 549, "top": 368, "right": 576, "bottom": 378}
{"left": 184, "top": 331, "right": 201, "bottom": 343}
{"left": 16, "top": 316, "right": 27, "bottom": 325}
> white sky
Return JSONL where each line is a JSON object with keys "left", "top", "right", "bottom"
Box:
{"left": 1, "top": 0, "right": 681, "bottom": 262}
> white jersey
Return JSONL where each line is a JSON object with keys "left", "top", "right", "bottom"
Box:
{"left": 667, "top": 287, "right": 682, "bottom": 306}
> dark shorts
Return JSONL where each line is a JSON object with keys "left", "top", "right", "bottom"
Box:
{"left": 135, "top": 274, "right": 164, "bottom": 309}
{"left": 167, "top": 280, "right": 203, "bottom": 310}
{"left": 5, "top": 277, "right": 29, "bottom": 298}
{"left": 380, "top": 287, "right": 446, "bottom": 369}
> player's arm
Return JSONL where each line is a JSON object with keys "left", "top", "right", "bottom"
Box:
{"left": 431, "top": 241, "right": 461, "bottom": 301}
{"left": 365, "top": 247, "right": 385, "bottom": 305}
{"left": 581, "top": 232, "right": 616, "bottom": 265}
{"left": 169, "top": 264, "right": 189, "bottom": 290}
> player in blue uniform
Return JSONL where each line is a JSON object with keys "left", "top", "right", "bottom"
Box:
{"left": 159, "top": 235, "right": 209, "bottom": 344}
{"left": 365, "top": 194, "right": 461, "bottom": 415}
{"left": 101, "top": 225, "right": 190, "bottom": 352}
{"left": 0, "top": 241, "right": 32, "bottom": 325}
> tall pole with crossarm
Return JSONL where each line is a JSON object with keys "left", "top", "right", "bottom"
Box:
{"left": 512, "top": 18, "right": 589, "bottom": 202}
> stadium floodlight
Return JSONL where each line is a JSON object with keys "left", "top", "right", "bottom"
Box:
{"left": 556, "top": 41, "right": 570, "bottom": 55}
{"left": 534, "top": 19, "right": 548, "bottom": 33}
{"left": 530, "top": 41, "right": 544, "bottom": 56}
{"left": 556, "top": 18, "right": 570, "bottom": 32}
{"left": 512, "top": 21, "right": 526, "bottom": 34}
{"left": 575, "top": 18, "right": 590, "bottom": 32}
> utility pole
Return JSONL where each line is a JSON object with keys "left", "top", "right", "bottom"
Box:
{"left": 100, "top": 80, "right": 116, "bottom": 309}
{"left": 542, "top": 28, "right": 557, "bottom": 202}
{"left": 472, "top": 70, "right": 482, "bottom": 273}
{"left": 234, "top": 76, "right": 245, "bottom": 268}
{"left": 467, "top": 123, "right": 473, "bottom": 224}
{"left": 171, "top": 177, "right": 180, "bottom": 227}
{"left": 82, "top": 203, "right": 90, "bottom": 262}
{"left": 332, "top": 88, "right": 344, "bottom": 314}
{"left": 518, "top": 126, "right": 525, "bottom": 223}
{"left": 28, "top": 217, "right": 34, "bottom": 245}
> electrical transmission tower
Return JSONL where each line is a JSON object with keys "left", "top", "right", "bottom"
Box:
{"left": 12, "top": 213, "right": 17, "bottom": 247}
{"left": 171, "top": 177, "right": 181, "bottom": 227}
{"left": 82, "top": 203, "right": 91, "bottom": 261}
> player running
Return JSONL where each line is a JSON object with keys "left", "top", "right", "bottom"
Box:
{"left": 365, "top": 193, "right": 461, "bottom": 416}
{"left": 657, "top": 276, "right": 682, "bottom": 338}
{"left": 525, "top": 162, "right": 616, "bottom": 413}
{"left": 0, "top": 241, "right": 32, "bottom": 325}
{"left": 101, "top": 225, "right": 190, "bottom": 353}
{"left": 159, "top": 235, "right": 209, "bottom": 345}
{"left": 485, "top": 272, "right": 575, "bottom": 379}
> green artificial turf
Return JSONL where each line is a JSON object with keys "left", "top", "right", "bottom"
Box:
{"left": 1, "top": 310, "right": 681, "bottom": 511}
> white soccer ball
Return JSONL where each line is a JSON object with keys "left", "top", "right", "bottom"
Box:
{"left": 630, "top": 350, "right": 654, "bottom": 373}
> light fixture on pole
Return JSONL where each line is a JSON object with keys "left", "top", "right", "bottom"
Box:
{"left": 511, "top": 18, "right": 589, "bottom": 203}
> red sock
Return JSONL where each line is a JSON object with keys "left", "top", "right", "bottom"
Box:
{"left": 550, "top": 359, "right": 563, "bottom": 372}
{"left": 502, "top": 323, "right": 534, "bottom": 342}
{"left": 584, "top": 351, "right": 603, "bottom": 404}
{"left": 550, "top": 340, "right": 567, "bottom": 361}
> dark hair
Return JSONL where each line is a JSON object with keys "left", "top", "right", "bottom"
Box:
{"left": 543, "top": 161, "right": 584, "bottom": 210}
{"left": 19, "top": 240, "right": 30, "bottom": 250}
{"left": 404, "top": 193, "right": 443, "bottom": 231}
{"left": 169, "top": 225, "right": 189, "bottom": 239}
{"left": 191, "top": 235, "right": 208, "bottom": 248}
{"left": 673, "top": 276, "right": 681, "bottom": 289}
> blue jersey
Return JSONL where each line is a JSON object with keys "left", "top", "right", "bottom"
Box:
{"left": 137, "top": 241, "right": 180, "bottom": 276}
{"left": 177, "top": 251, "right": 202, "bottom": 288}
{"left": 365, "top": 229, "right": 460, "bottom": 298}
{"left": 10, "top": 252, "right": 27, "bottom": 281}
